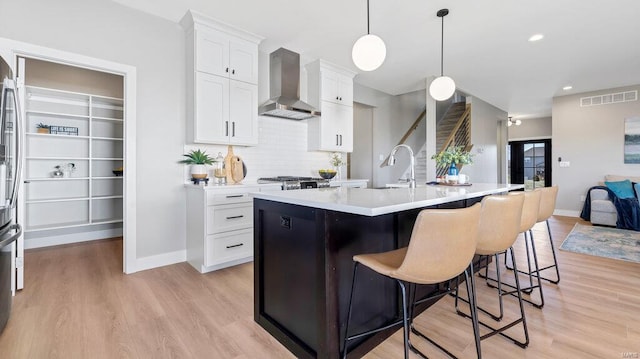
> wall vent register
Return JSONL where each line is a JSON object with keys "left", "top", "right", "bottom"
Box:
{"left": 580, "top": 90, "right": 637, "bottom": 107}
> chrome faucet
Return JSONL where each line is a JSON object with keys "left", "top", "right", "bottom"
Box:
{"left": 387, "top": 144, "right": 416, "bottom": 188}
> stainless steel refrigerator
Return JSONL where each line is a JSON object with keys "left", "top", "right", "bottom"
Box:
{"left": 0, "top": 54, "right": 23, "bottom": 334}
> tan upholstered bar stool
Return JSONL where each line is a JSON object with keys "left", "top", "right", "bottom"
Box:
{"left": 533, "top": 186, "right": 560, "bottom": 283}
{"left": 502, "top": 190, "right": 544, "bottom": 308}
{"left": 455, "top": 194, "right": 530, "bottom": 347}
{"left": 342, "top": 204, "right": 482, "bottom": 359}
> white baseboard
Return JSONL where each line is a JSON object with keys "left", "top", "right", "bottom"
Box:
{"left": 24, "top": 228, "right": 123, "bottom": 249}
{"left": 135, "top": 249, "right": 187, "bottom": 272}
{"left": 554, "top": 209, "right": 580, "bottom": 217}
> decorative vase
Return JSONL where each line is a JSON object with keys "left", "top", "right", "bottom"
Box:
{"left": 446, "top": 162, "right": 459, "bottom": 184}
{"left": 334, "top": 166, "right": 341, "bottom": 181}
{"left": 448, "top": 162, "right": 458, "bottom": 176}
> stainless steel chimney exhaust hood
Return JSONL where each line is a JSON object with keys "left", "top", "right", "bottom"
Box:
{"left": 259, "top": 48, "right": 320, "bottom": 120}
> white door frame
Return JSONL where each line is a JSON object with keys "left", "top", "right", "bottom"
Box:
{"left": 0, "top": 37, "right": 138, "bottom": 274}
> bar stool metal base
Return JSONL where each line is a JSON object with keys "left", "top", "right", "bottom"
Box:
{"left": 343, "top": 262, "right": 482, "bottom": 359}
{"left": 505, "top": 219, "right": 560, "bottom": 284}
{"left": 485, "top": 229, "right": 545, "bottom": 309}
{"left": 455, "top": 248, "right": 530, "bottom": 349}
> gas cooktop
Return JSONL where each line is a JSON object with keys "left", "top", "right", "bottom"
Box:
{"left": 257, "top": 176, "right": 330, "bottom": 190}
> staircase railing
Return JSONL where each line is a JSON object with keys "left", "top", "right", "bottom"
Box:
{"left": 379, "top": 108, "right": 426, "bottom": 168}
{"left": 436, "top": 104, "right": 472, "bottom": 177}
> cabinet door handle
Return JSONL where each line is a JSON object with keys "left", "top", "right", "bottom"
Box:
{"left": 225, "top": 67, "right": 229, "bottom": 73}
{"left": 232, "top": 69, "right": 235, "bottom": 75}
{"left": 226, "top": 194, "right": 244, "bottom": 198}
{"left": 339, "top": 97, "right": 342, "bottom": 101}
{"left": 225, "top": 121, "right": 229, "bottom": 136}
{"left": 336, "top": 96, "right": 339, "bottom": 100}
{"left": 232, "top": 122, "right": 235, "bottom": 137}
{"left": 339, "top": 134, "right": 342, "bottom": 146}
{"left": 226, "top": 215, "right": 244, "bottom": 220}
{"left": 336, "top": 134, "right": 339, "bottom": 146}
{"left": 226, "top": 243, "right": 244, "bottom": 249}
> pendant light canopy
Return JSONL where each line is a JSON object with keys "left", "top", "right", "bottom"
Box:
{"left": 352, "top": 0, "right": 386, "bottom": 71}
{"left": 429, "top": 8, "right": 456, "bottom": 101}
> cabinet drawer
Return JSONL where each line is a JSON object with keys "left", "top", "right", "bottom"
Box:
{"left": 205, "top": 229, "right": 253, "bottom": 266}
{"left": 207, "top": 190, "right": 252, "bottom": 205}
{"left": 207, "top": 203, "right": 253, "bottom": 234}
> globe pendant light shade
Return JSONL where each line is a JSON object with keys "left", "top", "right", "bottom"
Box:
{"left": 430, "top": 8, "right": 455, "bottom": 101}
{"left": 352, "top": 34, "right": 387, "bottom": 71}
{"left": 429, "top": 76, "right": 456, "bottom": 101}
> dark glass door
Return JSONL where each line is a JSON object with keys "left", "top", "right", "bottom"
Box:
{"left": 509, "top": 139, "right": 551, "bottom": 189}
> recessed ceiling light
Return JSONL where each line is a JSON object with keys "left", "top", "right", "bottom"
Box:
{"left": 528, "top": 34, "right": 544, "bottom": 42}
{"left": 563, "top": 85, "right": 573, "bottom": 91}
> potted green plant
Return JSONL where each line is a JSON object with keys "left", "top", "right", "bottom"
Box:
{"left": 36, "top": 123, "right": 50, "bottom": 134}
{"left": 180, "top": 149, "right": 214, "bottom": 179}
{"left": 431, "top": 145, "right": 473, "bottom": 178}
{"left": 329, "top": 152, "right": 345, "bottom": 180}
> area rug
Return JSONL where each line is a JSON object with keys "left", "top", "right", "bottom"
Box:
{"left": 560, "top": 223, "right": 640, "bottom": 263}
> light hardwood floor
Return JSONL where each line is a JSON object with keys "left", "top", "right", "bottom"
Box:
{"left": 1, "top": 216, "right": 639, "bottom": 358}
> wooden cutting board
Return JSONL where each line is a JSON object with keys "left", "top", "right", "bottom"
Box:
{"left": 224, "top": 145, "right": 234, "bottom": 184}
{"left": 231, "top": 156, "right": 245, "bottom": 183}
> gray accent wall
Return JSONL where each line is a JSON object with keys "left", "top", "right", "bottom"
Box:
{"left": 552, "top": 84, "right": 640, "bottom": 215}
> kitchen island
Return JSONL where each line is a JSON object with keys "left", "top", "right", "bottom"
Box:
{"left": 253, "top": 183, "right": 523, "bottom": 358}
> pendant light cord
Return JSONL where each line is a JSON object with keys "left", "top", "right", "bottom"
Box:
{"left": 367, "top": 0, "right": 370, "bottom": 34}
{"left": 440, "top": 14, "right": 444, "bottom": 76}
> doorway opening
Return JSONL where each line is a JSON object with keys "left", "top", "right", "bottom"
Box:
{"left": 508, "top": 139, "right": 552, "bottom": 189}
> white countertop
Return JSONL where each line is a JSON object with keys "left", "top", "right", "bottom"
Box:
{"left": 185, "top": 181, "right": 282, "bottom": 191}
{"left": 252, "top": 183, "right": 525, "bottom": 216}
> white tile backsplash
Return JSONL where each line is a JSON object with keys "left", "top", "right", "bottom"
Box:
{"left": 183, "top": 116, "right": 342, "bottom": 181}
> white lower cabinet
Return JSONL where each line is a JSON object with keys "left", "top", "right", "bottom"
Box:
{"left": 205, "top": 229, "right": 253, "bottom": 266}
{"left": 186, "top": 184, "right": 279, "bottom": 273}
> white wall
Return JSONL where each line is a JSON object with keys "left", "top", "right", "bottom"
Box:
{"left": 0, "top": 0, "right": 186, "bottom": 261}
{"left": 508, "top": 116, "right": 552, "bottom": 141}
{"left": 465, "top": 96, "right": 506, "bottom": 183}
{"left": 1, "top": 0, "right": 344, "bottom": 268}
{"left": 353, "top": 83, "right": 426, "bottom": 187}
{"left": 552, "top": 84, "right": 640, "bottom": 215}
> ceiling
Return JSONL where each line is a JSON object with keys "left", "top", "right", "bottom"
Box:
{"left": 112, "top": 0, "right": 640, "bottom": 119}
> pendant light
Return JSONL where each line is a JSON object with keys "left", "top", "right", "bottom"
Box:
{"left": 429, "top": 8, "right": 456, "bottom": 101}
{"left": 352, "top": 0, "right": 386, "bottom": 71}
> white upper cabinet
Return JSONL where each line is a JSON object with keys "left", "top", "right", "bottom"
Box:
{"left": 182, "top": 10, "right": 263, "bottom": 145}
{"left": 306, "top": 60, "right": 356, "bottom": 152}
{"left": 228, "top": 80, "right": 258, "bottom": 145}
{"left": 229, "top": 40, "right": 258, "bottom": 85}
{"left": 194, "top": 72, "right": 229, "bottom": 144}
{"left": 320, "top": 70, "right": 354, "bottom": 106}
{"left": 195, "top": 28, "right": 258, "bottom": 85}
{"left": 315, "top": 101, "right": 353, "bottom": 152}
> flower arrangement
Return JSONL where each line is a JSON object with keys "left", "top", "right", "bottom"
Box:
{"left": 330, "top": 152, "right": 344, "bottom": 167}
{"left": 431, "top": 145, "right": 473, "bottom": 166}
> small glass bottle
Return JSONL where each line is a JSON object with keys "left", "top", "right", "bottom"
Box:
{"left": 213, "top": 152, "right": 226, "bottom": 185}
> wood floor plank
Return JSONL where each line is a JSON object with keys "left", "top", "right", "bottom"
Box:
{"left": 1, "top": 216, "right": 640, "bottom": 358}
